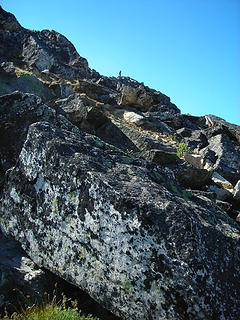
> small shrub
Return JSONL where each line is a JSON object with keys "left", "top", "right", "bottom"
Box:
{"left": 177, "top": 142, "right": 190, "bottom": 158}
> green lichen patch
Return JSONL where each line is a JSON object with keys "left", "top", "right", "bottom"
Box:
{"left": 169, "top": 181, "right": 192, "bottom": 202}
{"left": 121, "top": 156, "right": 133, "bottom": 164}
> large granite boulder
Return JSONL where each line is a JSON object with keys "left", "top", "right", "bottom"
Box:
{"left": 1, "top": 122, "right": 239, "bottom": 320}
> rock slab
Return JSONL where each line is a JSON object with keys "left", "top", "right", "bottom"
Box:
{"left": 1, "top": 122, "right": 240, "bottom": 320}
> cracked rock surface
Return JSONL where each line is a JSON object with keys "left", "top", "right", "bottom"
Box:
{"left": 1, "top": 122, "right": 240, "bottom": 320}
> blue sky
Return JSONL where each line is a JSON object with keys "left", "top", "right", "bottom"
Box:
{"left": 2, "top": 0, "right": 240, "bottom": 124}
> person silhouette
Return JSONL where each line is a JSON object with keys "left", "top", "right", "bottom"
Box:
{"left": 118, "top": 70, "right": 122, "bottom": 77}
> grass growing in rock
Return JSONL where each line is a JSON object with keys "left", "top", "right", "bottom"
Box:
{"left": 176, "top": 142, "right": 191, "bottom": 158}
{"left": 1, "top": 295, "right": 99, "bottom": 320}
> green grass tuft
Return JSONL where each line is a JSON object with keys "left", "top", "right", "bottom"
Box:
{"left": 176, "top": 142, "right": 191, "bottom": 158}
{"left": 1, "top": 294, "right": 99, "bottom": 320}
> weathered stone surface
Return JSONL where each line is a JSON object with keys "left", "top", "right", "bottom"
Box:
{"left": 182, "top": 114, "right": 206, "bottom": 128}
{"left": 211, "top": 172, "right": 233, "bottom": 190}
{"left": 0, "top": 61, "right": 15, "bottom": 74}
{"left": 236, "top": 213, "right": 240, "bottom": 223}
{"left": 123, "top": 110, "right": 146, "bottom": 126}
{"left": 55, "top": 93, "right": 109, "bottom": 134}
{"left": 0, "top": 231, "right": 54, "bottom": 314}
{"left": 233, "top": 180, "right": 240, "bottom": 202}
{"left": 185, "top": 130, "right": 208, "bottom": 152}
{"left": 75, "top": 80, "right": 119, "bottom": 104}
{"left": 177, "top": 167, "right": 212, "bottom": 189}
{"left": 118, "top": 85, "right": 153, "bottom": 111}
{"left": 216, "top": 200, "right": 232, "bottom": 213}
{"left": 0, "top": 91, "right": 79, "bottom": 172}
{"left": 206, "top": 114, "right": 240, "bottom": 144}
{"left": 0, "top": 6, "right": 22, "bottom": 32}
{"left": 97, "top": 118, "right": 169, "bottom": 154}
{"left": 0, "top": 72, "right": 54, "bottom": 101}
{"left": 1, "top": 6, "right": 240, "bottom": 320}
{"left": 0, "top": 6, "right": 90, "bottom": 80}
{"left": 1, "top": 122, "right": 240, "bottom": 320}
{"left": 140, "top": 149, "right": 179, "bottom": 165}
{"left": 207, "top": 185, "right": 233, "bottom": 201}
{"left": 183, "top": 152, "right": 203, "bottom": 169}
{"left": 111, "top": 108, "right": 175, "bottom": 135}
{"left": 200, "top": 134, "right": 240, "bottom": 185}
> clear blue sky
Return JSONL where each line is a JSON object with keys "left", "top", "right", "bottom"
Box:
{"left": 2, "top": 0, "right": 240, "bottom": 124}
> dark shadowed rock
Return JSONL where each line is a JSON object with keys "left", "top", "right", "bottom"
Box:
{"left": 140, "top": 148, "right": 179, "bottom": 165}
{"left": 0, "top": 231, "right": 54, "bottom": 314}
{"left": 0, "top": 91, "right": 79, "bottom": 171}
{"left": 0, "top": 6, "right": 22, "bottom": 32}
{"left": 55, "top": 93, "right": 109, "bottom": 134}
{"left": 75, "top": 80, "right": 119, "bottom": 104}
{"left": 0, "top": 71, "right": 54, "bottom": 101}
{"left": 184, "top": 130, "right": 208, "bottom": 152}
{"left": 1, "top": 122, "right": 239, "bottom": 320}
{"left": 177, "top": 166, "right": 212, "bottom": 189}
{"left": 0, "top": 6, "right": 90, "bottom": 80}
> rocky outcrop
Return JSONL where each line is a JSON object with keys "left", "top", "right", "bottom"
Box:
{"left": 0, "top": 6, "right": 90, "bottom": 80}
{"left": 206, "top": 114, "right": 240, "bottom": 144}
{"left": 0, "top": 6, "right": 240, "bottom": 320}
{"left": 1, "top": 121, "right": 240, "bottom": 320}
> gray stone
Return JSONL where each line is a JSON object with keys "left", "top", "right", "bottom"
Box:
{"left": 211, "top": 172, "right": 233, "bottom": 190}
{"left": 0, "top": 231, "right": 54, "bottom": 314}
{"left": 184, "top": 130, "right": 208, "bottom": 152}
{"left": 183, "top": 152, "right": 203, "bottom": 169}
{"left": 55, "top": 93, "right": 109, "bottom": 134}
{"left": 75, "top": 80, "right": 119, "bottom": 104}
{"left": 97, "top": 118, "right": 169, "bottom": 154}
{"left": 200, "top": 134, "right": 240, "bottom": 185}
{"left": 233, "top": 180, "right": 240, "bottom": 202}
{"left": 177, "top": 167, "right": 212, "bottom": 189}
{"left": 118, "top": 85, "right": 153, "bottom": 111}
{"left": 0, "top": 7, "right": 22, "bottom": 31}
{"left": 123, "top": 110, "right": 146, "bottom": 126}
{"left": 1, "top": 122, "right": 239, "bottom": 320}
{"left": 207, "top": 185, "right": 233, "bottom": 201}
{"left": 216, "top": 200, "right": 232, "bottom": 213}
{"left": 140, "top": 149, "right": 179, "bottom": 165}
{"left": 0, "top": 72, "right": 54, "bottom": 101}
{"left": 205, "top": 114, "right": 240, "bottom": 144}
{"left": 0, "top": 91, "right": 79, "bottom": 172}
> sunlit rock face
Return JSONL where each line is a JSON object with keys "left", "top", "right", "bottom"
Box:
{"left": 1, "top": 122, "right": 240, "bottom": 320}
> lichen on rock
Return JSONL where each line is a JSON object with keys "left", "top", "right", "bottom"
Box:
{"left": 1, "top": 122, "right": 239, "bottom": 320}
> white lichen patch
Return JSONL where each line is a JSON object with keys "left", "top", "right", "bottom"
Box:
{"left": 2, "top": 123, "right": 239, "bottom": 320}
{"left": 10, "top": 187, "right": 20, "bottom": 203}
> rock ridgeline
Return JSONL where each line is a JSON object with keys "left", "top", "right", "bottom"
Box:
{"left": 0, "top": 6, "right": 240, "bottom": 320}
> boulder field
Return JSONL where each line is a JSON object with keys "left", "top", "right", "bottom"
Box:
{"left": 0, "top": 6, "right": 239, "bottom": 320}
